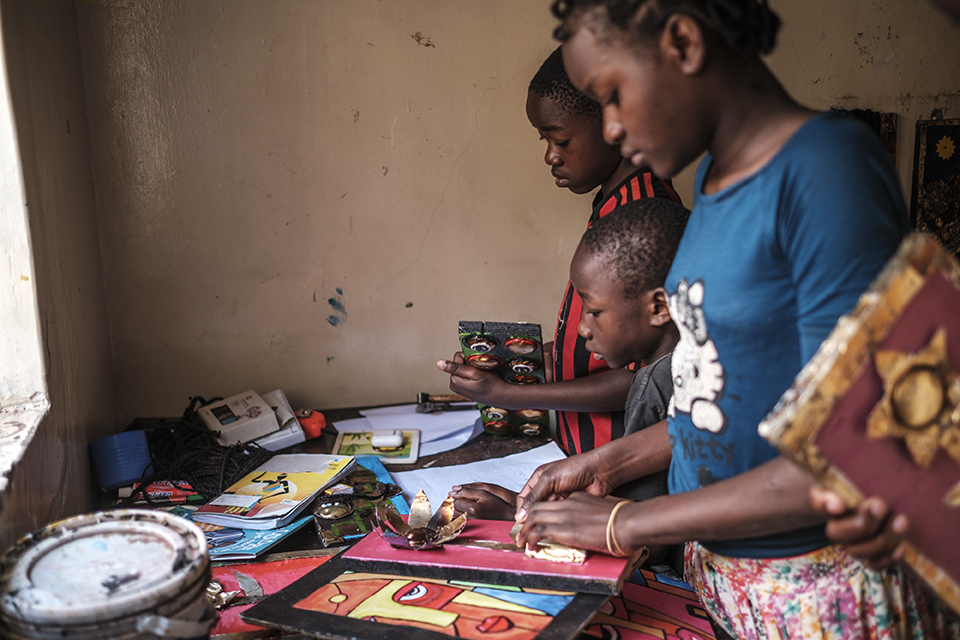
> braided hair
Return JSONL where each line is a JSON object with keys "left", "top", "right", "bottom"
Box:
{"left": 550, "top": 0, "right": 781, "bottom": 56}
{"left": 528, "top": 46, "right": 603, "bottom": 121}
{"left": 580, "top": 197, "right": 690, "bottom": 298}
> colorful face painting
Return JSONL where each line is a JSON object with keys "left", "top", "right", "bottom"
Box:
{"left": 294, "top": 573, "right": 575, "bottom": 639}
{"left": 581, "top": 569, "right": 717, "bottom": 640}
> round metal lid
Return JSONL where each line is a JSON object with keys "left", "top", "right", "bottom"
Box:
{"left": 0, "top": 509, "right": 208, "bottom": 626}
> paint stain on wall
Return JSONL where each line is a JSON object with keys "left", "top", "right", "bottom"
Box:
{"left": 327, "top": 287, "right": 346, "bottom": 326}
{"left": 411, "top": 32, "right": 435, "bottom": 48}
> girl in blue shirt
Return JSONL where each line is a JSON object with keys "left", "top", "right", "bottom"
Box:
{"left": 514, "top": 1, "right": 958, "bottom": 637}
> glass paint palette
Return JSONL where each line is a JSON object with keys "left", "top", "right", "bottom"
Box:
{"left": 459, "top": 321, "right": 549, "bottom": 437}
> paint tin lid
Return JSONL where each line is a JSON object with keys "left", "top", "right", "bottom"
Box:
{"left": 0, "top": 509, "right": 208, "bottom": 628}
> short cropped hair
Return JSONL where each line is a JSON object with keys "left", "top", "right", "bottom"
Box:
{"left": 528, "top": 46, "right": 602, "bottom": 121}
{"left": 580, "top": 198, "right": 690, "bottom": 298}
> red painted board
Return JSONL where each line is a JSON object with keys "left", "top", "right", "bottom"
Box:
{"left": 342, "top": 519, "right": 634, "bottom": 595}
{"left": 210, "top": 554, "right": 334, "bottom": 637}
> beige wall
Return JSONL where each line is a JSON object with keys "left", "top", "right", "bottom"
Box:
{"left": 72, "top": 0, "right": 958, "bottom": 424}
{"left": 0, "top": 0, "right": 117, "bottom": 549}
{"left": 671, "top": 2, "right": 960, "bottom": 208}
{"left": 75, "top": 1, "right": 579, "bottom": 421}
{"left": 769, "top": 1, "right": 960, "bottom": 188}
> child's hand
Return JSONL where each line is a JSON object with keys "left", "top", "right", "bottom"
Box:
{"left": 809, "top": 486, "right": 908, "bottom": 570}
{"left": 515, "top": 452, "right": 615, "bottom": 522}
{"left": 436, "top": 352, "right": 510, "bottom": 405}
{"left": 515, "top": 492, "right": 628, "bottom": 554}
{"left": 449, "top": 483, "right": 517, "bottom": 520}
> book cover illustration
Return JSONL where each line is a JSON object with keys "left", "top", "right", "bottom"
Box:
{"left": 200, "top": 470, "right": 328, "bottom": 520}
{"left": 194, "top": 453, "right": 355, "bottom": 529}
{"left": 759, "top": 233, "right": 960, "bottom": 614}
{"left": 241, "top": 554, "right": 607, "bottom": 640}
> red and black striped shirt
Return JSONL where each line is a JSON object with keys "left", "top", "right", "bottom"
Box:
{"left": 553, "top": 169, "right": 682, "bottom": 456}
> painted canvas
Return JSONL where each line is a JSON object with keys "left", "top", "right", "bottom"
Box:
{"left": 241, "top": 554, "right": 607, "bottom": 640}
{"left": 912, "top": 119, "right": 960, "bottom": 255}
{"left": 211, "top": 553, "right": 335, "bottom": 638}
{"left": 581, "top": 569, "right": 718, "bottom": 640}
{"left": 342, "top": 519, "right": 637, "bottom": 595}
{"left": 333, "top": 430, "right": 420, "bottom": 463}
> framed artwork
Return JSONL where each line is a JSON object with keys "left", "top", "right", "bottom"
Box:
{"left": 333, "top": 431, "right": 420, "bottom": 464}
{"left": 760, "top": 233, "right": 960, "bottom": 615}
{"left": 830, "top": 108, "right": 898, "bottom": 164}
{"left": 240, "top": 554, "right": 607, "bottom": 640}
{"left": 912, "top": 119, "right": 960, "bottom": 254}
{"left": 581, "top": 569, "right": 718, "bottom": 640}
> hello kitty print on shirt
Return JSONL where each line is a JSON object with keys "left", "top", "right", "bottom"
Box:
{"left": 667, "top": 279, "right": 726, "bottom": 434}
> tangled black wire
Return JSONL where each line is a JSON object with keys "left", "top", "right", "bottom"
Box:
{"left": 119, "top": 396, "right": 275, "bottom": 505}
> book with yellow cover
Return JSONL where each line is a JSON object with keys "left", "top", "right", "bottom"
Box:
{"left": 194, "top": 453, "right": 355, "bottom": 530}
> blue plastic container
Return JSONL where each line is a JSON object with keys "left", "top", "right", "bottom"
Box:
{"left": 88, "top": 430, "right": 154, "bottom": 490}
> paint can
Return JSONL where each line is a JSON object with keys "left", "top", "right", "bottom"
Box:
{"left": 0, "top": 509, "right": 215, "bottom": 639}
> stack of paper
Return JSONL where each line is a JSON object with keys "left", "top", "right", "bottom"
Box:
{"left": 193, "top": 453, "right": 355, "bottom": 530}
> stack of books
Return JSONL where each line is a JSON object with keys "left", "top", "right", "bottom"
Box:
{"left": 181, "top": 453, "right": 355, "bottom": 561}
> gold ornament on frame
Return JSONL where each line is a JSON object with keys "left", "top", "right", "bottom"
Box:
{"left": 867, "top": 327, "right": 960, "bottom": 506}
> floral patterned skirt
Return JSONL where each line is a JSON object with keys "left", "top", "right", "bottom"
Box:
{"left": 684, "top": 541, "right": 959, "bottom": 640}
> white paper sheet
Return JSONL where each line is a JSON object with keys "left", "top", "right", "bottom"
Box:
{"left": 332, "top": 416, "right": 375, "bottom": 432}
{"left": 391, "top": 442, "right": 566, "bottom": 510}
{"left": 418, "top": 419, "right": 484, "bottom": 457}
{"left": 358, "top": 404, "right": 481, "bottom": 443}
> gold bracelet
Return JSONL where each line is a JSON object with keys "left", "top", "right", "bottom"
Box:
{"left": 605, "top": 500, "right": 631, "bottom": 557}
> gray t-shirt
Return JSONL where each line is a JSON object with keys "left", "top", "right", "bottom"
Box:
{"left": 611, "top": 353, "right": 672, "bottom": 502}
